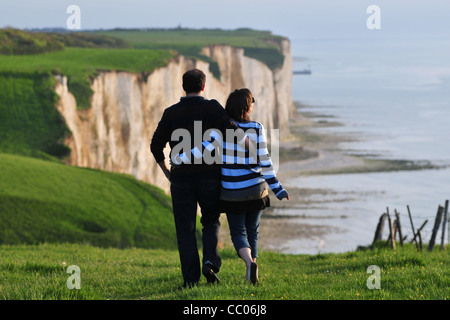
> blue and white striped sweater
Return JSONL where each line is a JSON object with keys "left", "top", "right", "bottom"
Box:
{"left": 172, "top": 121, "right": 288, "bottom": 200}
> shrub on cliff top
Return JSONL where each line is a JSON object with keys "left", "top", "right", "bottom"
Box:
{"left": 0, "top": 28, "right": 130, "bottom": 55}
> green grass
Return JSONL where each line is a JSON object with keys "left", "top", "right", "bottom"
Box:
{"left": 95, "top": 28, "right": 287, "bottom": 72}
{"left": 0, "top": 28, "right": 130, "bottom": 55}
{"left": 0, "top": 47, "right": 175, "bottom": 75}
{"left": 0, "top": 72, "right": 71, "bottom": 159}
{"left": 0, "top": 153, "right": 196, "bottom": 250}
{"left": 0, "top": 243, "right": 447, "bottom": 300}
{"left": 0, "top": 28, "right": 64, "bottom": 55}
{"left": 96, "top": 28, "right": 285, "bottom": 49}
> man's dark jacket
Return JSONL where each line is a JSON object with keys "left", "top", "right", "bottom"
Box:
{"left": 150, "top": 96, "right": 241, "bottom": 182}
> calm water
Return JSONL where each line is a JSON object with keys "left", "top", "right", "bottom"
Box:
{"left": 280, "top": 35, "right": 450, "bottom": 254}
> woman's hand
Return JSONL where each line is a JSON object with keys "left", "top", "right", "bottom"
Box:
{"left": 276, "top": 190, "right": 290, "bottom": 201}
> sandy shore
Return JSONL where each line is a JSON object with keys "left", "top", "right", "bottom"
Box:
{"left": 218, "top": 102, "right": 440, "bottom": 254}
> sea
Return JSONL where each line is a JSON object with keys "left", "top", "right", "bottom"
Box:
{"left": 281, "top": 34, "right": 450, "bottom": 254}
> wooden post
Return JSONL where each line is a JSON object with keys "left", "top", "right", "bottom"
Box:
{"left": 411, "top": 220, "right": 428, "bottom": 244}
{"left": 394, "top": 209, "right": 404, "bottom": 247}
{"left": 393, "top": 219, "right": 398, "bottom": 243}
{"left": 386, "top": 207, "right": 396, "bottom": 250}
{"left": 440, "top": 200, "right": 449, "bottom": 250}
{"left": 407, "top": 205, "right": 419, "bottom": 249}
{"left": 372, "top": 213, "right": 386, "bottom": 246}
{"left": 417, "top": 230, "right": 423, "bottom": 251}
{"left": 428, "top": 206, "right": 444, "bottom": 252}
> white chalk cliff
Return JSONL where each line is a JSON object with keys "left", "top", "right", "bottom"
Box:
{"left": 54, "top": 40, "right": 293, "bottom": 193}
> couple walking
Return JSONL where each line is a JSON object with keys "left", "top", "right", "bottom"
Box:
{"left": 150, "top": 69, "right": 289, "bottom": 288}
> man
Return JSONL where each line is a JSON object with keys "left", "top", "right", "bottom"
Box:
{"left": 150, "top": 69, "right": 246, "bottom": 288}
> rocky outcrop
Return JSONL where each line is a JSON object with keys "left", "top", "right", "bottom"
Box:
{"left": 55, "top": 40, "right": 293, "bottom": 193}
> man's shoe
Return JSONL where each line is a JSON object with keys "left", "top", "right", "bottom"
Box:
{"left": 179, "top": 281, "right": 198, "bottom": 290}
{"left": 202, "top": 261, "right": 220, "bottom": 284}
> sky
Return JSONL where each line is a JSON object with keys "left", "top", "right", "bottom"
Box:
{"left": 1, "top": 0, "right": 450, "bottom": 40}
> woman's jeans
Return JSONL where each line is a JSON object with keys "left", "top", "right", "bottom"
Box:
{"left": 226, "top": 210, "right": 262, "bottom": 259}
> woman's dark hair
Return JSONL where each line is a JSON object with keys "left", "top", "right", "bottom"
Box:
{"left": 182, "top": 69, "right": 206, "bottom": 94}
{"left": 225, "top": 88, "right": 253, "bottom": 122}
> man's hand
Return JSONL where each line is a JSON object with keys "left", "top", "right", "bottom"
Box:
{"left": 157, "top": 160, "right": 171, "bottom": 181}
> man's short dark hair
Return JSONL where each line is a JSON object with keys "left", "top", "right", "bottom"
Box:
{"left": 182, "top": 69, "right": 206, "bottom": 94}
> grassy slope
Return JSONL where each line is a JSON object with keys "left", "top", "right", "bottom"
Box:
{"left": 0, "top": 243, "right": 447, "bottom": 300}
{"left": 0, "top": 153, "right": 193, "bottom": 249}
{"left": 0, "top": 72, "right": 71, "bottom": 159}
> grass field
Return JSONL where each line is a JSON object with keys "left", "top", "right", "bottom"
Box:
{"left": 0, "top": 243, "right": 447, "bottom": 300}
{"left": 95, "top": 28, "right": 287, "bottom": 71}
{"left": 2, "top": 153, "right": 446, "bottom": 301}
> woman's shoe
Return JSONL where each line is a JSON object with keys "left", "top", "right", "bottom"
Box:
{"left": 248, "top": 262, "right": 258, "bottom": 285}
{"left": 250, "top": 262, "right": 258, "bottom": 285}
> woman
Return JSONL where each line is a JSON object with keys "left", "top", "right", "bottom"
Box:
{"left": 172, "top": 88, "right": 289, "bottom": 285}
{"left": 219, "top": 88, "right": 289, "bottom": 285}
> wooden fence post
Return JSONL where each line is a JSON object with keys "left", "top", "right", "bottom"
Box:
{"left": 411, "top": 220, "right": 428, "bottom": 244}
{"left": 395, "top": 209, "right": 404, "bottom": 247}
{"left": 440, "top": 200, "right": 449, "bottom": 250}
{"left": 407, "top": 205, "right": 419, "bottom": 249}
{"left": 372, "top": 213, "right": 386, "bottom": 246}
{"left": 428, "top": 206, "right": 444, "bottom": 252}
{"left": 417, "top": 230, "right": 423, "bottom": 251}
{"left": 386, "top": 207, "right": 396, "bottom": 250}
{"left": 393, "top": 219, "right": 398, "bottom": 243}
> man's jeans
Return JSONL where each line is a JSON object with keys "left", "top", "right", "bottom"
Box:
{"left": 170, "top": 178, "right": 222, "bottom": 285}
